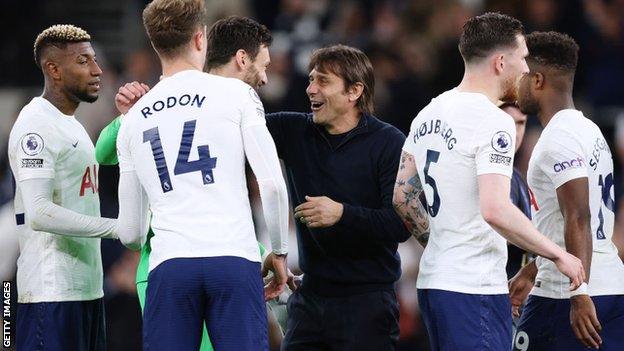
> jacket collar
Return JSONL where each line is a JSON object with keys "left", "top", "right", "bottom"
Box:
{"left": 310, "top": 113, "right": 371, "bottom": 150}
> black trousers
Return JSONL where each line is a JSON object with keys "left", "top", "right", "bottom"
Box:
{"left": 282, "top": 287, "right": 399, "bottom": 351}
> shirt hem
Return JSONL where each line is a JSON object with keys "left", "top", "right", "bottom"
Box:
{"left": 17, "top": 292, "right": 104, "bottom": 304}
{"left": 416, "top": 281, "right": 508, "bottom": 295}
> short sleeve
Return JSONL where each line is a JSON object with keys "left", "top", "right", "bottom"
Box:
{"left": 402, "top": 118, "right": 418, "bottom": 155}
{"left": 116, "top": 118, "right": 135, "bottom": 174}
{"left": 538, "top": 129, "right": 588, "bottom": 189}
{"left": 14, "top": 124, "right": 57, "bottom": 181}
{"left": 240, "top": 86, "right": 267, "bottom": 130}
{"left": 474, "top": 113, "right": 516, "bottom": 177}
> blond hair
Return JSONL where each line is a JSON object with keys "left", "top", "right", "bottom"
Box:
{"left": 34, "top": 24, "right": 91, "bottom": 67}
{"left": 142, "top": 0, "right": 208, "bottom": 58}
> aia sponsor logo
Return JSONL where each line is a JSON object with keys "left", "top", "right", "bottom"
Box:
{"left": 80, "top": 164, "right": 98, "bottom": 196}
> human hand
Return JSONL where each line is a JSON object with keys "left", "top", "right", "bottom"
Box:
{"left": 570, "top": 294, "right": 602, "bottom": 349}
{"left": 508, "top": 267, "right": 534, "bottom": 318}
{"left": 294, "top": 196, "right": 344, "bottom": 228}
{"left": 553, "top": 251, "right": 585, "bottom": 291}
{"left": 262, "top": 252, "right": 288, "bottom": 301}
{"left": 115, "top": 81, "right": 150, "bottom": 115}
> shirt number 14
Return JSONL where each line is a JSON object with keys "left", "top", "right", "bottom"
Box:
{"left": 143, "top": 119, "right": 217, "bottom": 193}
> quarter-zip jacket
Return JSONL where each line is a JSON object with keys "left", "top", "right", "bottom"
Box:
{"left": 266, "top": 112, "right": 411, "bottom": 296}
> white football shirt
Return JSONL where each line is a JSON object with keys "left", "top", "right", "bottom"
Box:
{"left": 528, "top": 109, "right": 624, "bottom": 298}
{"left": 8, "top": 97, "right": 103, "bottom": 303}
{"left": 118, "top": 70, "right": 266, "bottom": 272}
{"left": 403, "top": 89, "right": 516, "bottom": 294}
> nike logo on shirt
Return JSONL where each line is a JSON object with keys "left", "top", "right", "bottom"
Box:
{"left": 72, "top": 141, "right": 79, "bottom": 148}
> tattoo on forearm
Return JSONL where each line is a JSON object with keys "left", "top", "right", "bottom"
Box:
{"left": 415, "top": 231, "right": 429, "bottom": 247}
{"left": 393, "top": 152, "right": 430, "bottom": 246}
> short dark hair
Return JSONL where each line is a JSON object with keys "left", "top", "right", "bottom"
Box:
{"left": 205, "top": 16, "right": 272, "bottom": 70}
{"left": 34, "top": 24, "right": 91, "bottom": 68}
{"left": 142, "top": 0, "right": 208, "bottom": 58}
{"left": 525, "top": 31, "right": 579, "bottom": 72}
{"left": 459, "top": 12, "right": 524, "bottom": 63}
{"left": 308, "top": 45, "right": 375, "bottom": 114}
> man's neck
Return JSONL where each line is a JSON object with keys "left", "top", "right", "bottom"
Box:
{"left": 208, "top": 64, "right": 241, "bottom": 80}
{"left": 324, "top": 109, "right": 362, "bottom": 135}
{"left": 42, "top": 84, "right": 78, "bottom": 116}
{"left": 456, "top": 69, "right": 502, "bottom": 104}
{"left": 537, "top": 92, "right": 575, "bottom": 127}
{"left": 161, "top": 56, "right": 203, "bottom": 79}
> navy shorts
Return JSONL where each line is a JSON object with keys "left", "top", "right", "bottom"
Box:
{"left": 514, "top": 295, "right": 624, "bottom": 351}
{"left": 418, "top": 289, "right": 512, "bottom": 351}
{"left": 16, "top": 298, "right": 106, "bottom": 351}
{"left": 143, "top": 256, "right": 267, "bottom": 351}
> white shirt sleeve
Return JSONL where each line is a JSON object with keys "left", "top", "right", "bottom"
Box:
{"left": 473, "top": 112, "right": 516, "bottom": 178}
{"left": 19, "top": 178, "right": 117, "bottom": 239}
{"left": 115, "top": 115, "right": 148, "bottom": 250}
{"left": 241, "top": 86, "right": 268, "bottom": 130}
{"left": 538, "top": 129, "right": 588, "bottom": 189}
{"left": 14, "top": 123, "right": 57, "bottom": 181}
{"left": 116, "top": 117, "right": 135, "bottom": 173}
{"left": 117, "top": 170, "right": 149, "bottom": 250}
{"left": 402, "top": 119, "right": 417, "bottom": 156}
{"left": 240, "top": 88, "right": 288, "bottom": 255}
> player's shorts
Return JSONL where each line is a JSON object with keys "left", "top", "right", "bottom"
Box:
{"left": 137, "top": 279, "right": 214, "bottom": 351}
{"left": 16, "top": 298, "right": 106, "bottom": 351}
{"left": 418, "top": 289, "right": 512, "bottom": 351}
{"left": 514, "top": 295, "right": 624, "bottom": 351}
{"left": 143, "top": 256, "right": 267, "bottom": 351}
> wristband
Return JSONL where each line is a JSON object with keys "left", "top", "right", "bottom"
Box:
{"left": 570, "top": 282, "right": 588, "bottom": 297}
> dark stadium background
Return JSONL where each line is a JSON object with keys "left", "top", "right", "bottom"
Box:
{"left": 0, "top": 0, "right": 622, "bottom": 350}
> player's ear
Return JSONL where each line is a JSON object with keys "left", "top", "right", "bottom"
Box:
{"left": 193, "top": 27, "right": 205, "bottom": 52}
{"left": 493, "top": 54, "right": 505, "bottom": 75}
{"left": 533, "top": 72, "right": 545, "bottom": 90}
{"left": 235, "top": 49, "right": 248, "bottom": 71}
{"left": 347, "top": 82, "right": 364, "bottom": 103}
{"left": 44, "top": 60, "right": 62, "bottom": 81}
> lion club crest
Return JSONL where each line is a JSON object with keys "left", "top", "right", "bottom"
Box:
{"left": 20, "top": 133, "right": 44, "bottom": 156}
{"left": 491, "top": 131, "right": 512, "bottom": 154}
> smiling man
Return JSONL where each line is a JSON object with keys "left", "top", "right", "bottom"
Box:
{"left": 111, "top": 41, "right": 409, "bottom": 351}
{"left": 267, "top": 45, "right": 411, "bottom": 351}
{"left": 8, "top": 24, "right": 118, "bottom": 351}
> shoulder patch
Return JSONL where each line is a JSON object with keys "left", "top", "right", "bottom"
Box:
{"left": 491, "top": 131, "right": 512, "bottom": 154}
{"left": 20, "top": 133, "right": 44, "bottom": 156}
{"left": 249, "top": 87, "right": 262, "bottom": 105}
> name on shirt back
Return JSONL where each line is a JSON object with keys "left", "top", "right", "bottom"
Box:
{"left": 141, "top": 94, "right": 206, "bottom": 118}
{"left": 413, "top": 118, "right": 457, "bottom": 150}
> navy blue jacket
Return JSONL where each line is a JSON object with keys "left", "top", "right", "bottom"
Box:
{"left": 266, "top": 112, "right": 411, "bottom": 296}
{"left": 507, "top": 168, "right": 532, "bottom": 278}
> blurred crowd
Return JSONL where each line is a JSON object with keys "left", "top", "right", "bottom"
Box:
{"left": 0, "top": 0, "right": 623, "bottom": 350}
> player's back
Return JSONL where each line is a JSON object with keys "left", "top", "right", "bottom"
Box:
{"left": 528, "top": 109, "right": 624, "bottom": 298}
{"left": 120, "top": 71, "right": 262, "bottom": 271}
{"left": 404, "top": 89, "right": 516, "bottom": 294}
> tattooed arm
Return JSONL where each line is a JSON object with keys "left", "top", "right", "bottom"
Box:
{"left": 392, "top": 151, "right": 430, "bottom": 247}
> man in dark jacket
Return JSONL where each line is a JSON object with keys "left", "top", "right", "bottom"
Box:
{"left": 263, "top": 45, "right": 410, "bottom": 350}
{"left": 500, "top": 101, "right": 533, "bottom": 278}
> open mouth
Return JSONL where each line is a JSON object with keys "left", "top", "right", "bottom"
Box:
{"left": 88, "top": 82, "right": 101, "bottom": 90}
{"left": 310, "top": 101, "right": 324, "bottom": 111}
